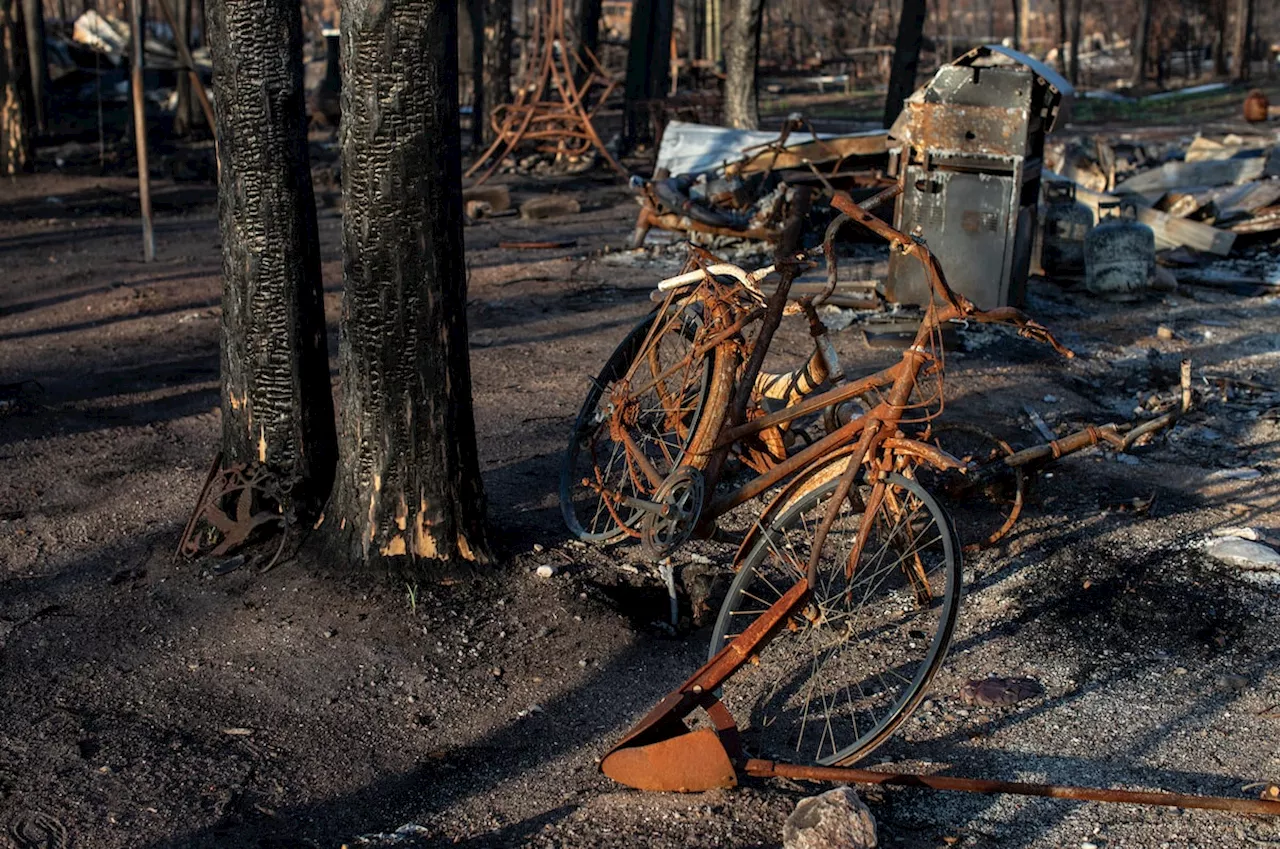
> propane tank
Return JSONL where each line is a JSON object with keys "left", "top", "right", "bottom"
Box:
{"left": 1041, "top": 181, "right": 1094, "bottom": 277}
{"left": 1244, "top": 89, "right": 1269, "bottom": 123}
{"left": 1085, "top": 201, "right": 1155, "bottom": 299}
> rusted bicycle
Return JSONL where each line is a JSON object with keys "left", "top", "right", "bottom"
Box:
{"left": 562, "top": 185, "right": 1073, "bottom": 767}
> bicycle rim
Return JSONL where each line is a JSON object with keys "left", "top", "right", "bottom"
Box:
{"left": 709, "top": 471, "right": 961, "bottom": 765}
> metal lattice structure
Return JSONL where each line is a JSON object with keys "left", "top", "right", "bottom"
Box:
{"left": 465, "top": 0, "right": 628, "bottom": 186}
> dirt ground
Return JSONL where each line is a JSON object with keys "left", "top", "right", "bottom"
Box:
{"left": 2, "top": 128, "right": 1280, "bottom": 849}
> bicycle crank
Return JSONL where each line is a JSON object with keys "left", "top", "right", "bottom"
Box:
{"left": 640, "top": 467, "right": 705, "bottom": 559}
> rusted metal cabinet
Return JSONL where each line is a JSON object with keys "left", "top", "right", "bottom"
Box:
{"left": 885, "top": 46, "right": 1072, "bottom": 309}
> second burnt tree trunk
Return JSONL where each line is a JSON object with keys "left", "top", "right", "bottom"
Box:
{"left": 481, "top": 0, "right": 512, "bottom": 146}
{"left": 333, "top": 0, "right": 490, "bottom": 572}
{"left": 207, "top": 0, "right": 338, "bottom": 518}
{"left": 722, "top": 0, "right": 763, "bottom": 129}
{"left": 0, "top": 0, "right": 30, "bottom": 174}
{"left": 884, "top": 0, "right": 926, "bottom": 127}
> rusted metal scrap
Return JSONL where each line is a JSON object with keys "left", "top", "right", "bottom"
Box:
{"left": 464, "top": 0, "right": 625, "bottom": 186}
{"left": 176, "top": 453, "right": 287, "bottom": 562}
{"left": 600, "top": 576, "right": 1280, "bottom": 817}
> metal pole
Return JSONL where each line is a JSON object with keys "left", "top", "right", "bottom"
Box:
{"left": 130, "top": 0, "right": 155, "bottom": 261}
{"left": 746, "top": 761, "right": 1280, "bottom": 816}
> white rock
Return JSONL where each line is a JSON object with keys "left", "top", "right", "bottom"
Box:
{"left": 535, "top": 564, "right": 556, "bottom": 578}
{"left": 1205, "top": 468, "right": 1262, "bottom": 482}
{"left": 1205, "top": 537, "right": 1280, "bottom": 571}
{"left": 1211, "top": 527, "right": 1261, "bottom": 540}
{"left": 783, "top": 786, "right": 877, "bottom": 849}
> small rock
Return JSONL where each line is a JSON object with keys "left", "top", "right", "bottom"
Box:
{"left": 1042, "top": 394, "right": 1058, "bottom": 403}
{"left": 533, "top": 543, "right": 544, "bottom": 553}
{"left": 324, "top": 628, "right": 337, "bottom": 639}
{"left": 1204, "top": 537, "right": 1280, "bottom": 571}
{"left": 1215, "top": 673, "right": 1248, "bottom": 692}
{"left": 1211, "top": 526, "right": 1261, "bottom": 540}
{"left": 783, "top": 786, "right": 876, "bottom": 849}
{"left": 535, "top": 564, "right": 556, "bottom": 578}
{"left": 1155, "top": 325, "right": 1176, "bottom": 341}
{"left": 461, "top": 184, "right": 511, "bottom": 213}
{"left": 1205, "top": 468, "right": 1262, "bottom": 482}
{"left": 959, "top": 676, "right": 1044, "bottom": 708}
{"left": 519, "top": 195, "right": 582, "bottom": 220}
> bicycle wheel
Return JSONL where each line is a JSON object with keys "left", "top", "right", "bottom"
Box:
{"left": 560, "top": 302, "right": 731, "bottom": 543}
{"left": 709, "top": 470, "right": 960, "bottom": 765}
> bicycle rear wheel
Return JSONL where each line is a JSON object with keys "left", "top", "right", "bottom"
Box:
{"left": 560, "top": 302, "right": 732, "bottom": 543}
{"left": 709, "top": 471, "right": 960, "bottom": 765}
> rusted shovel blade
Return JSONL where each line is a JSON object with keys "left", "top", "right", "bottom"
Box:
{"left": 601, "top": 728, "right": 737, "bottom": 792}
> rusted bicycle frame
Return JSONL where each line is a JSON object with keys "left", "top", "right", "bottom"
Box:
{"left": 590, "top": 184, "right": 1071, "bottom": 563}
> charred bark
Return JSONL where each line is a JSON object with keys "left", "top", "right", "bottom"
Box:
{"left": 334, "top": 0, "right": 490, "bottom": 572}
{"left": 722, "top": 0, "right": 763, "bottom": 129}
{"left": 20, "top": 0, "right": 43, "bottom": 133}
{"left": 174, "top": 0, "right": 199, "bottom": 135}
{"left": 1131, "top": 0, "right": 1151, "bottom": 87}
{"left": 883, "top": 0, "right": 926, "bottom": 128}
{"left": 579, "top": 0, "right": 601, "bottom": 59}
{"left": 207, "top": 0, "right": 338, "bottom": 519}
{"left": 1229, "top": 0, "right": 1251, "bottom": 81}
{"left": 1211, "top": 0, "right": 1228, "bottom": 75}
{"left": 1056, "top": 0, "right": 1067, "bottom": 74}
{"left": 465, "top": 0, "right": 484, "bottom": 150}
{"left": 480, "top": 0, "right": 511, "bottom": 146}
{"left": 0, "top": 0, "right": 30, "bottom": 174}
{"left": 1069, "top": 0, "right": 1081, "bottom": 87}
{"left": 623, "top": 0, "right": 673, "bottom": 147}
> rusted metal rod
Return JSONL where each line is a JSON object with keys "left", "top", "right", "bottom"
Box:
{"left": 745, "top": 760, "right": 1280, "bottom": 816}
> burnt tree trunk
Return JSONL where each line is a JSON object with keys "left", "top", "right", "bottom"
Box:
{"left": 1229, "top": 0, "right": 1251, "bottom": 80}
{"left": 623, "top": 0, "right": 673, "bottom": 148}
{"left": 1131, "top": 0, "right": 1151, "bottom": 86}
{"left": 0, "top": 0, "right": 30, "bottom": 173}
{"left": 883, "top": 0, "right": 925, "bottom": 128}
{"left": 481, "top": 0, "right": 511, "bottom": 146}
{"left": 207, "top": 0, "right": 338, "bottom": 519}
{"left": 722, "top": 0, "right": 763, "bottom": 129}
{"left": 465, "top": 0, "right": 483, "bottom": 149}
{"left": 1212, "top": 0, "right": 1228, "bottom": 75}
{"left": 1056, "top": 0, "right": 1067, "bottom": 74}
{"left": 174, "top": 0, "right": 199, "bottom": 134}
{"left": 579, "top": 0, "right": 601, "bottom": 60}
{"left": 20, "top": 0, "right": 43, "bottom": 133}
{"left": 1069, "top": 0, "right": 1081, "bottom": 87}
{"left": 334, "top": 0, "right": 490, "bottom": 571}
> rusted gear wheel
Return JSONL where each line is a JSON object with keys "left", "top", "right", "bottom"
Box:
{"left": 640, "top": 466, "right": 705, "bottom": 560}
{"left": 923, "top": 423, "right": 1025, "bottom": 551}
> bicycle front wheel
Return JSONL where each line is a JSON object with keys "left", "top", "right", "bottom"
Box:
{"left": 709, "top": 471, "right": 961, "bottom": 765}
